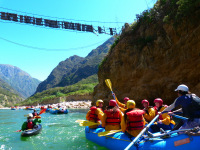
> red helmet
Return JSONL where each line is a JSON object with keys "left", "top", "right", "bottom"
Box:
{"left": 109, "top": 100, "right": 117, "bottom": 107}
{"left": 154, "top": 98, "right": 163, "bottom": 106}
{"left": 123, "top": 97, "right": 130, "bottom": 101}
{"left": 141, "top": 99, "right": 149, "bottom": 105}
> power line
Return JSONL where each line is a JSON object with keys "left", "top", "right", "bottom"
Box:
{"left": 0, "top": 36, "right": 110, "bottom": 51}
{"left": 0, "top": 7, "right": 126, "bottom": 24}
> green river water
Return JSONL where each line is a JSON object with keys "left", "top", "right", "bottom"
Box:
{"left": 0, "top": 109, "right": 107, "bottom": 150}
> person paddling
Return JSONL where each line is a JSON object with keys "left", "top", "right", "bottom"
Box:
{"left": 121, "top": 100, "right": 145, "bottom": 137}
{"left": 165, "top": 84, "right": 200, "bottom": 131}
{"left": 112, "top": 93, "right": 130, "bottom": 113}
{"left": 19, "top": 113, "right": 41, "bottom": 131}
{"left": 32, "top": 109, "right": 39, "bottom": 117}
{"left": 86, "top": 99, "right": 104, "bottom": 128}
{"left": 102, "top": 100, "right": 123, "bottom": 131}
{"left": 150, "top": 98, "right": 175, "bottom": 133}
{"left": 141, "top": 99, "right": 156, "bottom": 124}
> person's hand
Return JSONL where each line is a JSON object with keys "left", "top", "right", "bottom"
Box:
{"left": 112, "top": 93, "right": 116, "bottom": 97}
{"left": 157, "top": 120, "right": 163, "bottom": 124}
{"left": 168, "top": 112, "right": 174, "bottom": 115}
{"left": 158, "top": 112, "right": 162, "bottom": 115}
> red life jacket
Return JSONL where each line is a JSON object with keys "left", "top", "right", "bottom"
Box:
{"left": 126, "top": 110, "right": 144, "bottom": 130}
{"left": 104, "top": 109, "right": 120, "bottom": 125}
{"left": 89, "top": 106, "right": 100, "bottom": 122}
{"left": 27, "top": 121, "right": 34, "bottom": 129}
{"left": 154, "top": 106, "right": 166, "bottom": 120}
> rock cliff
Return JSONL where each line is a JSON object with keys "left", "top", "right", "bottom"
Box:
{"left": 94, "top": 0, "right": 200, "bottom": 107}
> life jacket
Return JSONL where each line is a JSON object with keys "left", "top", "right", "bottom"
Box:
{"left": 104, "top": 109, "right": 120, "bottom": 125}
{"left": 33, "top": 112, "right": 37, "bottom": 116}
{"left": 126, "top": 110, "right": 144, "bottom": 130}
{"left": 89, "top": 106, "right": 100, "bottom": 122}
{"left": 154, "top": 106, "right": 167, "bottom": 120}
{"left": 183, "top": 94, "right": 200, "bottom": 118}
{"left": 144, "top": 106, "right": 153, "bottom": 115}
{"left": 27, "top": 121, "right": 34, "bottom": 129}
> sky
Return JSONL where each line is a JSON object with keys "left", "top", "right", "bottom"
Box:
{"left": 0, "top": 0, "right": 156, "bottom": 81}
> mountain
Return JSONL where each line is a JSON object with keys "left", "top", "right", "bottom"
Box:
{"left": 93, "top": 0, "right": 200, "bottom": 107}
{"left": 0, "top": 64, "right": 41, "bottom": 98}
{"left": 0, "top": 78, "right": 24, "bottom": 106}
{"left": 35, "top": 36, "right": 115, "bottom": 93}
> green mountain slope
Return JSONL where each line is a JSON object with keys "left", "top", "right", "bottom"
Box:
{"left": 20, "top": 74, "right": 98, "bottom": 105}
{"left": 0, "top": 64, "right": 41, "bottom": 98}
{"left": 35, "top": 36, "right": 115, "bottom": 93}
{"left": 0, "top": 78, "right": 24, "bottom": 106}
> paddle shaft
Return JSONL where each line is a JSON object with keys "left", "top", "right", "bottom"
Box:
{"left": 171, "top": 114, "right": 188, "bottom": 120}
{"left": 124, "top": 114, "right": 159, "bottom": 150}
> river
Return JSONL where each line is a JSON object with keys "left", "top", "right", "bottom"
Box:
{"left": 0, "top": 109, "right": 107, "bottom": 150}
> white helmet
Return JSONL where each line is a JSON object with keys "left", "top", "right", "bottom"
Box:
{"left": 175, "top": 84, "right": 189, "bottom": 92}
{"left": 28, "top": 113, "right": 33, "bottom": 117}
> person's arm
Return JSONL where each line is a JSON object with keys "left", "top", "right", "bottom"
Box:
{"left": 172, "top": 108, "right": 183, "bottom": 114}
{"left": 113, "top": 93, "right": 125, "bottom": 108}
{"left": 86, "top": 110, "right": 91, "bottom": 121}
{"left": 121, "top": 115, "right": 126, "bottom": 132}
{"left": 21, "top": 122, "right": 27, "bottom": 131}
{"left": 163, "top": 98, "right": 179, "bottom": 112}
{"left": 119, "top": 106, "right": 126, "bottom": 114}
{"left": 160, "top": 113, "right": 171, "bottom": 125}
{"left": 96, "top": 108, "right": 104, "bottom": 120}
{"left": 101, "top": 113, "right": 107, "bottom": 127}
{"left": 143, "top": 108, "right": 156, "bottom": 121}
{"left": 33, "top": 118, "right": 41, "bottom": 125}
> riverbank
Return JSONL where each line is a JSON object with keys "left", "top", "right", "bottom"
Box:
{"left": 0, "top": 100, "right": 92, "bottom": 109}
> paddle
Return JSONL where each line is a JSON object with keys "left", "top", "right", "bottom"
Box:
{"left": 170, "top": 114, "right": 188, "bottom": 120}
{"left": 124, "top": 114, "right": 160, "bottom": 150}
{"left": 75, "top": 120, "right": 100, "bottom": 127}
{"left": 105, "top": 79, "right": 118, "bottom": 107}
{"left": 38, "top": 108, "right": 47, "bottom": 115}
{"left": 24, "top": 108, "right": 46, "bottom": 117}
{"left": 98, "top": 130, "right": 122, "bottom": 137}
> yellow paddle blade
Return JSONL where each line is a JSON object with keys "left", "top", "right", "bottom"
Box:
{"left": 75, "top": 119, "right": 100, "bottom": 126}
{"left": 98, "top": 130, "right": 122, "bottom": 137}
{"left": 75, "top": 120, "right": 85, "bottom": 123}
{"left": 80, "top": 121, "right": 100, "bottom": 127}
{"left": 105, "top": 79, "right": 113, "bottom": 91}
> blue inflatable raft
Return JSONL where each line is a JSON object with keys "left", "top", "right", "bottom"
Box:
{"left": 49, "top": 109, "right": 68, "bottom": 114}
{"left": 85, "top": 126, "right": 200, "bottom": 150}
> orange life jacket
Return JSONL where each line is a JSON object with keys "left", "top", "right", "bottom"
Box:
{"left": 89, "top": 106, "right": 100, "bottom": 122}
{"left": 27, "top": 121, "right": 34, "bottom": 129}
{"left": 126, "top": 110, "right": 144, "bottom": 130}
{"left": 104, "top": 109, "right": 120, "bottom": 125}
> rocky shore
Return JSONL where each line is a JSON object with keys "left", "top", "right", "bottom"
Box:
{"left": 0, "top": 100, "right": 92, "bottom": 109}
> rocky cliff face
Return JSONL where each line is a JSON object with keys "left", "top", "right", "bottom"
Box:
{"left": 94, "top": 1, "right": 200, "bottom": 107}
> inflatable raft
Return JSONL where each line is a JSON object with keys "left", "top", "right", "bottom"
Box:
{"left": 49, "top": 109, "right": 68, "bottom": 114}
{"left": 85, "top": 126, "right": 200, "bottom": 150}
{"left": 21, "top": 124, "right": 42, "bottom": 137}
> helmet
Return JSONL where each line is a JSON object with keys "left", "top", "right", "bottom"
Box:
{"left": 175, "top": 84, "right": 189, "bottom": 92}
{"left": 96, "top": 99, "right": 103, "bottom": 106}
{"left": 109, "top": 100, "right": 117, "bottom": 107}
{"left": 28, "top": 113, "right": 33, "bottom": 118}
{"left": 127, "top": 100, "right": 135, "bottom": 109}
{"left": 154, "top": 98, "right": 163, "bottom": 106}
{"left": 124, "top": 97, "right": 130, "bottom": 101}
{"left": 141, "top": 99, "right": 149, "bottom": 105}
